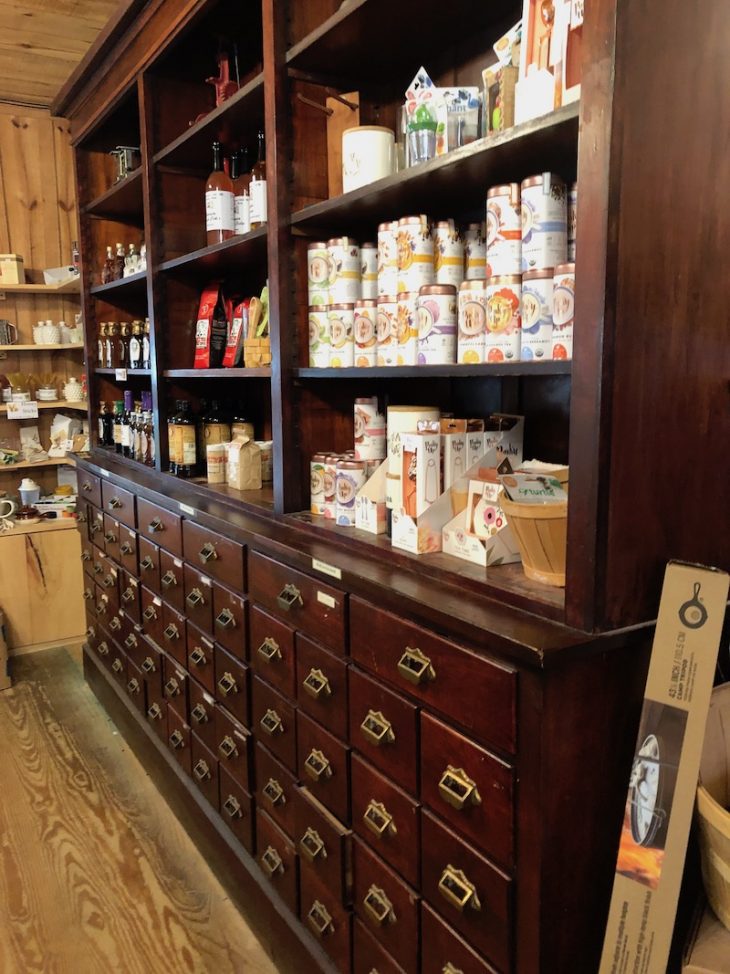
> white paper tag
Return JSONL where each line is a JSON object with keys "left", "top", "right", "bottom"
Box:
{"left": 312, "top": 557, "right": 342, "bottom": 580}
{"left": 6, "top": 401, "right": 39, "bottom": 419}
{"left": 317, "top": 591, "right": 336, "bottom": 609}
{"left": 179, "top": 503, "right": 195, "bottom": 515}
{"left": 115, "top": 368, "right": 127, "bottom": 381}
{"left": 100, "top": 469, "right": 110, "bottom": 477}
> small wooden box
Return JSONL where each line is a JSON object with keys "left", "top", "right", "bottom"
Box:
{"left": 243, "top": 337, "right": 271, "bottom": 368}
{"left": 0, "top": 254, "right": 25, "bottom": 285}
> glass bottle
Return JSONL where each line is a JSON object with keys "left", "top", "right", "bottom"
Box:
{"left": 106, "top": 323, "right": 118, "bottom": 368}
{"left": 205, "top": 140, "right": 234, "bottom": 245}
{"left": 112, "top": 400, "right": 124, "bottom": 454}
{"left": 114, "top": 242, "right": 126, "bottom": 280}
{"left": 98, "top": 401, "right": 107, "bottom": 446}
{"left": 121, "top": 391, "right": 134, "bottom": 458}
{"left": 97, "top": 323, "right": 106, "bottom": 368}
{"left": 144, "top": 411, "right": 155, "bottom": 466}
{"left": 250, "top": 129, "right": 267, "bottom": 229}
{"left": 129, "top": 321, "right": 142, "bottom": 369}
{"left": 125, "top": 244, "right": 138, "bottom": 278}
{"left": 102, "top": 402, "right": 114, "bottom": 446}
{"left": 71, "top": 240, "right": 80, "bottom": 273}
{"left": 231, "top": 409, "right": 254, "bottom": 441}
{"left": 101, "top": 246, "right": 114, "bottom": 284}
{"left": 203, "top": 399, "right": 232, "bottom": 449}
{"left": 167, "top": 400, "right": 182, "bottom": 475}
{"left": 117, "top": 323, "right": 130, "bottom": 367}
{"left": 142, "top": 318, "right": 151, "bottom": 370}
{"left": 174, "top": 401, "right": 197, "bottom": 478}
{"left": 232, "top": 149, "right": 251, "bottom": 236}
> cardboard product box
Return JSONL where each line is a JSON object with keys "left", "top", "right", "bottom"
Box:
{"left": 402, "top": 430, "right": 441, "bottom": 519}
{"left": 355, "top": 459, "right": 387, "bottom": 535}
{"left": 483, "top": 62, "right": 519, "bottom": 134}
{"left": 443, "top": 479, "right": 521, "bottom": 568}
{"left": 484, "top": 413, "right": 524, "bottom": 466}
{"left": 0, "top": 254, "right": 25, "bottom": 285}
{"left": 599, "top": 562, "right": 730, "bottom": 974}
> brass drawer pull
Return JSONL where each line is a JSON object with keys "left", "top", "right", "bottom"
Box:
{"left": 97, "top": 641, "right": 109, "bottom": 657}
{"left": 439, "top": 766, "right": 481, "bottom": 811}
{"left": 108, "top": 496, "right": 122, "bottom": 510}
{"left": 102, "top": 574, "right": 115, "bottom": 589}
{"left": 438, "top": 865, "right": 481, "bottom": 913}
{"left": 397, "top": 645, "right": 436, "bottom": 685}
{"left": 140, "top": 555, "right": 155, "bottom": 571}
{"left": 299, "top": 827, "right": 327, "bottom": 862}
{"left": 257, "top": 637, "right": 281, "bottom": 663}
{"left": 81, "top": 550, "right": 91, "bottom": 562}
{"left": 104, "top": 531, "right": 117, "bottom": 544}
{"left": 109, "top": 616, "right": 121, "bottom": 632}
{"left": 363, "top": 799, "right": 397, "bottom": 838}
{"left": 191, "top": 703, "right": 208, "bottom": 724}
{"left": 442, "top": 964, "right": 465, "bottom": 974}
{"left": 218, "top": 735, "right": 238, "bottom": 759}
{"left": 163, "top": 623, "right": 180, "bottom": 642}
{"left": 77, "top": 513, "right": 87, "bottom": 523}
{"left": 124, "top": 633, "right": 137, "bottom": 649}
{"left": 147, "top": 702, "right": 163, "bottom": 721}
{"left": 363, "top": 885, "right": 396, "bottom": 926}
{"left": 95, "top": 600, "right": 107, "bottom": 615}
{"left": 215, "top": 608, "right": 235, "bottom": 630}
{"left": 262, "top": 777, "right": 285, "bottom": 807}
{"left": 306, "top": 900, "right": 333, "bottom": 938}
{"left": 164, "top": 677, "right": 181, "bottom": 697}
{"left": 141, "top": 656, "right": 156, "bottom": 673}
{"left": 260, "top": 845, "right": 283, "bottom": 877}
{"left": 161, "top": 570, "right": 177, "bottom": 590}
{"left": 304, "top": 748, "right": 332, "bottom": 782}
{"left": 260, "top": 708, "right": 283, "bottom": 736}
{"left": 198, "top": 542, "right": 217, "bottom": 564}
{"left": 222, "top": 795, "right": 242, "bottom": 819}
{"left": 186, "top": 587, "right": 205, "bottom": 608}
{"left": 189, "top": 647, "right": 207, "bottom": 666}
{"left": 193, "top": 759, "right": 211, "bottom": 782}
{"left": 276, "top": 583, "right": 303, "bottom": 611}
{"left": 169, "top": 729, "right": 185, "bottom": 749}
{"left": 83, "top": 588, "right": 93, "bottom": 601}
{"left": 86, "top": 625, "right": 96, "bottom": 639}
{"left": 148, "top": 517, "right": 163, "bottom": 533}
{"left": 120, "top": 541, "right": 134, "bottom": 555}
{"left": 82, "top": 482, "right": 93, "bottom": 493}
{"left": 217, "top": 672, "right": 238, "bottom": 697}
{"left": 142, "top": 605, "right": 157, "bottom": 622}
{"left": 89, "top": 522, "right": 100, "bottom": 536}
{"left": 360, "top": 710, "right": 395, "bottom": 747}
{"left": 122, "top": 587, "right": 135, "bottom": 604}
{"left": 302, "top": 668, "right": 331, "bottom": 700}
{"left": 111, "top": 658, "right": 124, "bottom": 674}
{"left": 93, "top": 561, "right": 103, "bottom": 573}
{"left": 127, "top": 678, "right": 141, "bottom": 695}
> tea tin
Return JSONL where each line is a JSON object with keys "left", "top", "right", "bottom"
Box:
{"left": 361, "top": 242, "right": 378, "bottom": 299}
{"left": 308, "top": 305, "right": 330, "bottom": 367}
{"left": 486, "top": 275, "right": 521, "bottom": 362}
{"left": 328, "top": 303, "right": 355, "bottom": 367}
{"left": 353, "top": 300, "right": 377, "bottom": 367}
{"left": 377, "top": 221, "right": 398, "bottom": 296}
{"left": 463, "top": 222, "right": 487, "bottom": 280}
{"left": 307, "top": 242, "right": 332, "bottom": 306}
{"left": 335, "top": 459, "right": 367, "bottom": 526}
{"left": 354, "top": 398, "right": 386, "bottom": 461}
{"left": 568, "top": 182, "right": 577, "bottom": 262}
{"left": 310, "top": 452, "right": 329, "bottom": 514}
{"left": 433, "top": 220, "right": 464, "bottom": 287}
{"left": 520, "top": 269, "right": 554, "bottom": 361}
{"left": 521, "top": 173, "right": 567, "bottom": 272}
{"left": 417, "top": 284, "right": 458, "bottom": 364}
{"left": 457, "top": 279, "right": 488, "bottom": 363}
{"left": 396, "top": 215, "right": 434, "bottom": 293}
{"left": 323, "top": 454, "right": 340, "bottom": 519}
{"left": 376, "top": 295, "right": 398, "bottom": 366}
{"left": 486, "top": 183, "right": 521, "bottom": 276}
{"left": 327, "top": 237, "right": 361, "bottom": 303}
{"left": 396, "top": 291, "right": 419, "bottom": 365}
{"left": 552, "top": 262, "right": 575, "bottom": 360}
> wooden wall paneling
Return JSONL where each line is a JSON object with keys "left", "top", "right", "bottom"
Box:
{"left": 289, "top": 80, "right": 330, "bottom": 212}
{"left": 284, "top": 0, "right": 341, "bottom": 50}
{"left": 156, "top": 169, "right": 207, "bottom": 260}
{"left": 150, "top": 75, "right": 215, "bottom": 156}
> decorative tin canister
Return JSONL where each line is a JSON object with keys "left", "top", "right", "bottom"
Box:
{"left": 396, "top": 215, "right": 434, "bottom": 293}
{"left": 486, "top": 183, "right": 521, "bottom": 277}
{"left": 433, "top": 220, "right": 464, "bottom": 287}
{"left": 328, "top": 304, "right": 354, "bottom": 367}
{"left": 457, "top": 279, "right": 488, "bottom": 363}
{"left": 568, "top": 182, "right": 577, "bottom": 262}
{"left": 520, "top": 269, "right": 554, "bottom": 360}
{"left": 552, "top": 262, "right": 575, "bottom": 360}
{"left": 377, "top": 221, "right": 398, "bottom": 297}
{"left": 307, "top": 242, "right": 332, "bottom": 306}
{"left": 308, "top": 305, "right": 330, "bottom": 367}
{"left": 376, "top": 295, "right": 398, "bottom": 366}
{"left": 396, "top": 291, "right": 419, "bottom": 365}
{"left": 463, "top": 222, "right": 487, "bottom": 280}
{"left": 335, "top": 459, "right": 367, "bottom": 526}
{"left": 354, "top": 398, "right": 386, "bottom": 461}
{"left": 327, "top": 237, "right": 360, "bottom": 304}
{"left": 521, "top": 173, "right": 567, "bottom": 272}
{"left": 310, "top": 452, "right": 329, "bottom": 514}
{"left": 323, "top": 454, "right": 339, "bottom": 519}
{"left": 486, "top": 275, "right": 521, "bottom": 362}
{"left": 354, "top": 299, "right": 377, "bottom": 366}
{"left": 360, "top": 243, "right": 378, "bottom": 299}
{"left": 417, "top": 284, "right": 458, "bottom": 364}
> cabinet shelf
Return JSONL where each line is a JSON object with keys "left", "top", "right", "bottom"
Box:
{"left": 164, "top": 368, "right": 271, "bottom": 378}
{"left": 95, "top": 368, "right": 151, "bottom": 377}
{"left": 0, "top": 344, "right": 84, "bottom": 352}
{"left": 290, "top": 104, "right": 580, "bottom": 234}
{"left": 0, "top": 457, "right": 76, "bottom": 472}
{"left": 0, "top": 279, "right": 80, "bottom": 294}
{"left": 158, "top": 228, "right": 268, "bottom": 276}
{"left": 295, "top": 363, "right": 572, "bottom": 379}
{"left": 160, "top": 471, "right": 275, "bottom": 514}
{"left": 0, "top": 401, "right": 86, "bottom": 413}
{"left": 89, "top": 270, "right": 148, "bottom": 297}
{"left": 83, "top": 168, "right": 144, "bottom": 224}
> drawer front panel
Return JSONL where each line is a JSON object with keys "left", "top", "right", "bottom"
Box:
{"left": 351, "top": 754, "right": 420, "bottom": 889}
{"left": 120, "top": 620, "right": 144, "bottom": 670}
{"left": 353, "top": 918, "right": 405, "bottom": 974}
{"left": 252, "top": 676, "right": 296, "bottom": 773}
{"left": 248, "top": 551, "right": 346, "bottom": 655}
{"left": 101, "top": 481, "right": 136, "bottom": 529}
{"left": 296, "top": 634, "right": 348, "bottom": 741}
{"left": 191, "top": 734, "right": 219, "bottom": 810}
{"left": 214, "top": 645, "right": 250, "bottom": 728}
{"left": 219, "top": 766, "right": 255, "bottom": 855}
{"left": 158, "top": 550, "right": 184, "bottom": 611}
{"left": 182, "top": 520, "right": 245, "bottom": 592}
{"left": 186, "top": 623, "right": 216, "bottom": 695}
{"left": 212, "top": 582, "right": 247, "bottom": 659}
{"left": 146, "top": 692, "right": 168, "bottom": 746}
{"left": 183, "top": 564, "right": 214, "bottom": 634}
{"left": 299, "top": 863, "right": 352, "bottom": 970}
{"left": 109, "top": 648, "right": 127, "bottom": 688}
{"left": 81, "top": 536, "right": 95, "bottom": 577}
{"left": 163, "top": 658, "right": 189, "bottom": 722}
{"left": 118, "top": 571, "right": 140, "bottom": 624}
{"left": 138, "top": 538, "right": 160, "bottom": 593}
{"left": 140, "top": 587, "right": 165, "bottom": 648}
{"left": 125, "top": 658, "right": 146, "bottom": 716}
{"left": 102, "top": 514, "right": 120, "bottom": 563}
{"left": 250, "top": 605, "right": 296, "bottom": 700}
{"left": 256, "top": 808, "right": 298, "bottom": 916}
{"left": 167, "top": 708, "right": 192, "bottom": 776}
{"left": 421, "top": 903, "right": 498, "bottom": 974}
{"left": 188, "top": 679, "right": 218, "bottom": 750}
{"left": 78, "top": 469, "right": 101, "bottom": 507}
{"left": 349, "top": 667, "right": 419, "bottom": 796}
{"left": 297, "top": 711, "right": 350, "bottom": 825}
{"left": 421, "top": 810, "right": 511, "bottom": 972}
{"left": 138, "top": 497, "right": 182, "bottom": 556}
{"left": 118, "top": 526, "right": 138, "bottom": 576}
{"left": 160, "top": 602, "right": 186, "bottom": 666}
{"left": 139, "top": 640, "right": 163, "bottom": 695}
{"left": 255, "top": 742, "right": 299, "bottom": 839}
{"left": 215, "top": 707, "right": 253, "bottom": 792}
{"left": 351, "top": 597, "right": 517, "bottom": 755}
{"left": 294, "top": 787, "right": 352, "bottom": 905}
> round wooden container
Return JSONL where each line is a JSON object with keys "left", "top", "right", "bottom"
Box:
{"left": 697, "top": 682, "right": 730, "bottom": 932}
{"left": 499, "top": 497, "right": 567, "bottom": 587}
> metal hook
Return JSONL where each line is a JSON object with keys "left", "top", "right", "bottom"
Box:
{"left": 324, "top": 88, "right": 359, "bottom": 111}
{"left": 296, "top": 93, "right": 333, "bottom": 116}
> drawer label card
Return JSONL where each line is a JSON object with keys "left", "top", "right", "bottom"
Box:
{"left": 317, "top": 590, "right": 336, "bottom": 609}
{"left": 115, "top": 368, "right": 128, "bottom": 381}
{"left": 312, "top": 557, "right": 342, "bottom": 580}
{"left": 100, "top": 469, "right": 110, "bottom": 477}
{"left": 6, "top": 401, "right": 39, "bottom": 419}
{"left": 179, "top": 503, "right": 195, "bottom": 516}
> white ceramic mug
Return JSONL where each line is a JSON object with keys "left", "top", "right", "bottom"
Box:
{"left": 0, "top": 499, "right": 17, "bottom": 518}
{"left": 342, "top": 126, "right": 395, "bottom": 193}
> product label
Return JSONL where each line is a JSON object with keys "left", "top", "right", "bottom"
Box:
{"left": 234, "top": 193, "right": 251, "bottom": 235}
{"left": 205, "top": 189, "right": 234, "bottom": 233}
{"left": 181, "top": 429, "right": 197, "bottom": 465}
{"left": 113, "top": 422, "right": 122, "bottom": 445}
{"left": 250, "top": 180, "right": 267, "bottom": 224}
{"left": 167, "top": 424, "right": 182, "bottom": 464}
{"left": 129, "top": 337, "right": 141, "bottom": 369}
{"left": 98, "top": 418, "right": 104, "bottom": 440}
{"left": 121, "top": 425, "right": 130, "bottom": 448}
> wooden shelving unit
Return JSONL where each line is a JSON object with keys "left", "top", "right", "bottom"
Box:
{"left": 0, "top": 457, "right": 76, "bottom": 471}
{"left": 89, "top": 269, "right": 147, "bottom": 296}
{"left": 158, "top": 228, "right": 268, "bottom": 275}
{"left": 0, "top": 401, "right": 86, "bottom": 412}
{"left": 295, "top": 362, "right": 572, "bottom": 379}
{"left": 164, "top": 367, "right": 272, "bottom": 378}
{"left": 0, "top": 343, "right": 84, "bottom": 352}
{"left": 83, "top": 168, "right": 144, "bottom": 224}
{"left": 0, "top": 279, "right": 80, "bottom": 294}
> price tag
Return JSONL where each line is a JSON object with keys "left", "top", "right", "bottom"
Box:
{"left": 312, "top": 557, "right": 342, "bottom": 580}
{"left": 6, "top": 401, "right": 39, "bottom": 419}
{"left": 115, "top": 368, "right": 128, "bottom": 381}
{"left": 317, "top": 591, "right": 336, "bottom": 609}
{"left": 179, "top": 503, "right": 195, "bottom": 516}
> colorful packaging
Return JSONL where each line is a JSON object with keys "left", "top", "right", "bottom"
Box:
{"left": 433, "top": 220, "right": 464, "bottom": 287}
{"left": 354, "top": 397, "right": 386, "bottom": 461}
{"left": 417, "top": 284, "right": 457, "bottom": 364}
{"left": 520, "top": 269, "right": 553, "bottom": 361}
{"left": 396, "top": 291, "right": 419, "bottom": 365}
{"left": 335, "top": 460, "right": 367, "bottom": 526}
{"left": 377, "top": 221, "right": 398, "bottom": 296}
{"left": 521, "top": 173, "right": 567, "bottom": 272}
{"left": 457, "top": 279, "right": 487, "bottom": 363}
{"left": 194, "top": 285, "right": 228, "bottom": 369}
{"left": 354, "top": 300, "right": 377, "bottom": 366}
{"left": 323, "top": 454, "right": 339, "bottom": 519}
{"left": 327, "top": 237, "right": 360, "bottom": 304}
{"left": 376, "top": 296, "right": 398, "bottom": 366}
{"left": 308, "top": 306, "right": 330, "bottom": 367}
{"left": 328, "top": 304, "right": 355, "bottom": 367}
{"left": 307, "top": 242, "right": 332, "bottom": 306}
{"left": 486, "top": 183, "right": 521, "bottom": 276}
{"left": 552, "top": 262, "right": 575, "bottom": 360}
{"left": 486, "top": 275, "right": 521, "bottom": 362}
{"left": 402, "top": 429, "right": 442, "bottom": 517}
{"left": 310, "top": 452, "right": 328, "bottom": 514}
{"left": 222, "top": 297, "right": 249, "bottom": 367}
{"left": 360, "top": 243, "right": 378, "bottom": 299}
{"left": 463, "top": 222, "right": 487, "bottom": 280}
{"left": 396, "top": 215, "right": 434, "bottom": 293}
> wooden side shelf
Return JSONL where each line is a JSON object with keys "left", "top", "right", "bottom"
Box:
{"left": 0, "top": 344, "right": 84, "bottom": 352}
{"left": 0, "top": 457, "right": 76, "bottom": 472}
{"left": 158, "top": 229, "right": 268, "bottom": 275}
{"left": 94, "top": 368, "right": 151, "bottom": 376}
{"left": 295, "top": 363, "right": 572, "bottom": 379}
{"left": 164, "top": 368, "right": 272, "bottom": 379}
{"left": 83, "top": 168, "right": 144, "bottom": 224}
{"left": 0, "top": 402, "right": 87, "bottom": 412}
{"left": 89, "top": 270, "right": 147, "bottom": 296}
{"left": 0, "top": 279, "right": 80, "bottom": 294}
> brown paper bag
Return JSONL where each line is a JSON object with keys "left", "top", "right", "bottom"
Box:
{"left": 226, "top": 436, "right": 262, "bottom": 490}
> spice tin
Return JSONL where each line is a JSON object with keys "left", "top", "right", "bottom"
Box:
{"left": 552, "top": 262, "right": 575, "bottom": 360}
{"left": 354, "top": 299, "right": 377, "bottom": 366}
{"left": 520, "top": 269, "right": 554, "bottom": 360}
{"left": 486, "top": 183, "right": 521, "bottom": 277}
{"left": 206, "top": 443, "right": 227, "bottom": 484}
{"left": 360, "top": 243, "right": 378, "bottom": 299}
{"left": 396, "top": 215, "right": 434, "bottom": 293}
{"left": 307, "top": 242, "right": 332, "bottom": 306}
{"left": 377, "top": 221, "right": 398, "bottom": 297}
{"left": 433, "top": 220, "right": 464, "bottom": 287}
{"left": 417, "top": 284, "right": 458, "bottom": 364}
{"left": 310, "top": 451, "right": 328, "bottom": 515}
{"left": 486, "top": 275, "right": 521, "bottom": 362}
{"left": 328, "top": 304, "right": 355, "bottom": 367}
{"left": 396, "top": 291, "right": 419, "bottom": 365}
{"left": 354, "top": 398, "right": 386, "bottom": 461}
{"left": 327, "top": 237, "right": 361, "bottom": 304}
{"left": 308, "top": 305, "right": 330, "bottom": 367}
{"left": 457, "top": 279, "right": 488, "bottom": 363}
{"left": 335, "top": 459, "right": 367, "bottom": 526}
{"left": 323, "top": 454, "right": 339, "bottom": 519}
{"left": 568, "top": 182, "right": 577, "bottom": 261}
{"left": 463, "top": 222, "right": 487, "bottom": 280}
{"left": 521, "top": 173, "right": 567, "bottom": 272}
{"left": 376, "top": 295, "right": 398, "bottom": 366}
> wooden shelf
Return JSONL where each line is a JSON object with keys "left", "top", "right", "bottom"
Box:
{"left": 164, "top": 367, "right": 271, "bottom": 378}
{"left": 0, "top": 457, "right": 76, "bottom": 472}
{"left": 83, "top": 168, "right": 144, "bottom": 224}
{"left": 290, "top": 105, "right": 580, "bottom": 234}
{"left": 95, "top": 368, "right": 151, "bottom": 377}
{"left": 154, "top": 73, "right": 265, "bottom": 170}
{"left": 0, "top": 401, "right": 87, "bottom": 412}
{"left": 5, "top": 518, "right": 79, "bottom": 536}
{"left": 158, "top": 470, "right": 275, "bottom": 515}
{"left": 158, "top": 229, "right": 267, "bottom": 276}
{"left": 0, "top": 279, "right": 81, "bottom": 294}
{"left": 89, "top": 270, "right": 147, "bottom": 297}
{"left": 295, "top": 362, "right": 572, "bottom": 379}
{"left": 0, "top": 344, "right": 84, "bottom": 352}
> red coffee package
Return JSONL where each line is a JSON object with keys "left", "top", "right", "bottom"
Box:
{"left": 194, "top": 284, "right": 228, "bottom": 368}
{"left": 222, "top": 297, "right": 250, "bottom": 367}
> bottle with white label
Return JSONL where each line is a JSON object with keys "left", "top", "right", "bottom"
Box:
{"left": 232, "top": 148, "right": 251, "bottom": 235}
{"left": 250, "top": 129, "right": 267, "bottom": 229}
{"left": 205, "top": 140, "right": 234, "bottom": 245}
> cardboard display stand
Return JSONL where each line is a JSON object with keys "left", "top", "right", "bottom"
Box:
{"left": 599, "top": 561, "right": 729, "bottom": 974}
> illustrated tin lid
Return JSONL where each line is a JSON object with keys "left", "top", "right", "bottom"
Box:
{"left": 343, "top": 125, "right": 394, "bottom": 135}
{"left": 554, "top": 262, "right": 576, "bottom": 274}
{"left": 487, "top": 183, "right": 520, "bottom": 200}
{"left": 325, "top": 453, "right": 342, "bottom": 462}
{"left": 377, "top": 221, "right": 398, "bottom": 232}
{"left": 312, "top": 452, "right": 329, "bottom": 461}
{"left": 355, "top": 397, "right": 376, "bottom": 404}
{"left": 419, "top": 284, "right": 457, "bottom": 295}
{"left": 488, "top": 274, "right": 522, "bottom": 284}
{"left": 361, "top": 242, "right": 377, "bottom": 249}
{"left": 308, "top": 305, "right": 329, "bottom": 312}
{"left": 459, "top": 279, "right": 487, "bottom": 290}
{"left": 396, "top": 291, "right": 419, "bottom": 300}
{"left": 377, "top": 295, "right": 398, "bottom": 303}
{"left": 398, "top": 215, "right": 428, "bottom": 225}
{"left": 521, "top": 172, "right": 565, "bottom": 189}
{"left": 328, "top": 303, "right": 355, "bottom": 310}
{"left": 356, "top": 299, "right": 377, "bottom": 307}
{"left": 337, "top": 459, "right": 366, "bottom": 469}
{"left": 307, "top": 241, "right": 328, "bottom": 249}
{"left": 522, "top": 268, "right": 554, "bottom": 280}
{"left": 327, "top": 236, "right": 358, "bottom": 247}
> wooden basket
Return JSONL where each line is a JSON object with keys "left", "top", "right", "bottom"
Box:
{"left": 697, "top": 683, "right": 730, "bottom": 932}
{"left": 243, "top": 337, "right": 271, "bottom": 368}
{"left": 499, "top": 496, "right": 567, "bottom": 587}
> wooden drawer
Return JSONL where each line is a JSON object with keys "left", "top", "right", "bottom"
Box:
{"left": 125, "top": 658, "right": 146, "bottom": 716}
{"left": 186, "top": 622, "right": 216, "bottom": 695}
{"left": 421, "top": 712, "right": 514, "bottom": 870}
{"left": 248, "top": 551, "right": 346, "bottom": 655}
{"left": 94, "top": 634, "right": 112, "bottom": 666}
{"left": 109, "top": 648, "right": 127, "bottom": 689}
{"left": 188, "top": 679, "right": 218, "bottom": 750}
{"left": 421, "top": 810, "right": 511, "bottom": 973}
{"left": 102, "top": 514, "right": 120, "bottom": 563}
{"left": 214, "top": 645, "right": 250, "bottom": 728}
{"left": 183, "top": 520, "right": 245, "bottom": 592}
{"left": 167, "top": 708, "right": 192, "bottom": 776}
{"left": 160, "top": 602, "right": 186, "bottom": 666}
{"left": 421, "top": 903, "right": 498, "bottom": 974}
{"left": 252, "top": 675, "right": 297, "bottom": 774}
{"left": 106, "top": 608, "right": 124, "bottom": 644}
{"left": 299, "top": 862, "right": 352, "bottom": 971}
{"left": 119, "top": 571, "right": 140, "bottom": 624}
{"left": 351, "top": 754, "right": 420, "bottom": 889}
{"left": 140, "top": 588, "right": 165, "bottom": 647}
{"left": 349, "top": 667, "right": 419, "bottom": 797}
{"left": 296, "top": 634, "right": 348, "bottom": 742}
{"left": 212, "top": 581, "right": 247, "bottom": 659}
{"left": 94, "top": 586, "right": 112, "bottom": 628}
{"left": 159, "top": 550, "right": 184, "bottom": 611}
{"left": 101, "top": 480, "right": 136, "bottom": 529}
{"left": 219, "top": 765, "right": 255, "bottom": 855}
{"left": 353, "top": 919, "right": 405, "bottom": 974}
{"left": 163, "top": 657, "right": 189, "bottom": 722}
{"left": 89, "top": 508, "right": 105, "bottom": 550}
{"left": 146, "top": 693, "right": 168, "bottom": 746}
{"left": 118, "top": 526, "right": 138, "bottom": 576}
{"left": 138, "top": 538, "right": 160, "bottom": 592}
{"left": 256, "top": 808, "right": 298, "bottom": 917}
{"left": 120, "top": 620, "right": 144, "bottom": 669}
{"left": 297, "top": 711, "right": 350, "bottom": 825}
{"left": 255, "top": 742, "right": 299, "bottom": 839}
{"left": 351, "top": 598, "right": 517, "bottom": 755}
{"left": 139, "top": 640, "right": 163, "bottom": 695}
{"left": 353, "top": 837, "right": 419, "bottom": 974}
{"left": 215, "top": 707, "right": 253, "bottom": 792}
{"left": 138, "top": 497, "right": 182, "bottom": 556}
{"left": 250, "top": 605, "right": 296, "bottom": 701}
{"left": 191, "top": 734, "right": 220, "bottom": 811}
{"left": 78, "top": 469, "right": 101, "bottom": 507}
{"left": 82, "top": 580, "right": 96, "bottom": 614}
{"left": 81, "top": 537, "right": 95, "bottom": 577}
{"left": 294, "top": 787, "right": 352, "bottom": 906}
{"left": 183, "top": 563, "right": 214, "bottom": 633}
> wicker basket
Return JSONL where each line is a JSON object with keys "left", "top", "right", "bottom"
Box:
{"left": 499, "top": 496, "right": 567, "bottom": 587}
{"left": 243, "top": 337, "right": 271, "bottom": 368}
{"left": 697, "top": 682, "right": 730, "bottom": 932}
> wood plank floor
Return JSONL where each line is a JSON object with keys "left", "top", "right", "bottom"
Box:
{"left": 0, "top": 648, "right": 280, "bottom": 974}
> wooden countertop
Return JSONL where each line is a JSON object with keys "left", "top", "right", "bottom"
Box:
{"left": 0, "top": 517, "right": 78, "bottom": 537}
